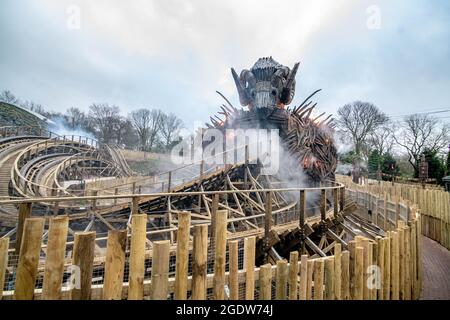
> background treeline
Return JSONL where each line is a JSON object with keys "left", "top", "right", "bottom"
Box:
{"left": 335, "top": 101, "right": 450, "bottom": 183}
{"left": 0, "top": 90, "right": 183, "bottom": 153}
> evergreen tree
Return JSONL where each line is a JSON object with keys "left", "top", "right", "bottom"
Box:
{"left": 368, "top": 150, "right": 381, "bottom": 173}
{"left": 423, "top": 149, "right": 446, "bottom": 184}
{"left": 446, "top": 149, "right": 450, "bottom": 176}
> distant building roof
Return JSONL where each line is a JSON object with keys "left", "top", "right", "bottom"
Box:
{"left": 443, "top": 176, "right": 450, "bottom": 182}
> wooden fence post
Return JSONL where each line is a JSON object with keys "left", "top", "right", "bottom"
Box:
{"left": 341, "top": 251, "right": 350, "bottom": 300}
{"left": 383, "top": 235, "right": 391, "bottom": 300}
{"left": 288, "top": 251, "right": 299, "bottom": 300}
{"left": 259, "top": 264, "right": 272, "bottom": 300}
{"left": 103, "top": 229, "right": 127, "bottom": 300}
{"left": 192, "top": 225, "right": 208, "bottom": 300}
{"left": 42, "top": 216, "right": 69, "bottom": 300}
{"left": 306, "top": 260, "right": 314, "bottom": 300}
{"left": 299, "top": 254, "right": 308, "bottom": 300}
{"left": 14, "top": 218, "right": 44, "bottom": 300}
{"left": 404, "top": 226, "right": 411, "bottom": 300}
{"left": 128, "top": 214, "right": 147, "bottom": 300}
{"left": 0, "top": 237, "right": 10, "bottom": 300}
{"left": 213, "top": 210, "right": 227, "bottom": 300}
{"left": 354, "top": 246, "right": 364, "bottom": 300}
{"left": 228, "top": 240, "right": 239, "bottom": 300}
{"left": 131, "top": 196, "right": 140, "bottom": 215}
{"left": 313, "top": 258, "right": 324, "bottom": 300}
{"left": 15, "top": 202, "right": 32, "bottom": 254}
{"left": 244, "top": 236, "right": 256, "bottom": 300}
{"left": 348, "top": 240, "right": 356, "bottom": 299}
{"left": 334, "top": 243, "right": 342, "bottom": 300}
{"left": 325, "top": 256, "right": 335, "bottom": 300}
{"left": 276, "top": 259, "right": 288, "bottom": 300}
{"left": 150, "top": 240, "right": 170, "bottom": 300}
{"left": 174, "top": 212, "right": 191, "bottom": 300}
{"left": 398, "top": 226, "right": 405, "bottom": 299}
{"left": 376, "top": 236, "right": 385, "bottom": 300}
{"left": 71, "top": 231, "right": 96, "bottom": 300}
{"left": 391, "top": 231, "right": 399, "bottom": 300}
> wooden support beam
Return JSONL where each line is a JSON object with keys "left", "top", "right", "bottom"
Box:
{"left": 42, "top": 216, "right": 69, "bottom": 300}
{"left": 71, "top": 231, "right": 96, "bottom": 300}
{"left": 103, "top": 230, "right": 127, "bottom": 300}
{"left": 305, "top": 237, "right": 326, "bottom": 257}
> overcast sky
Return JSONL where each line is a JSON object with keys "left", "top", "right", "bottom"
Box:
{"left": 1, "top": 0, "right": 449, "bottom": 127}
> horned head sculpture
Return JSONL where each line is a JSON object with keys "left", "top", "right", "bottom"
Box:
{"left": 231, "top": 57, "right": 299, "bottom": 110}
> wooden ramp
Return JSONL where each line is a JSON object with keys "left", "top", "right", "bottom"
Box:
{"left": 421, "top": 236, "right": 450, "bottom": 300}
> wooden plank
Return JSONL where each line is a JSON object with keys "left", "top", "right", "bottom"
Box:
{"left": 213, "top": 210, "right": 227, "bottom": 300}
{"left": 14, "top": 217, "right": 44, "bottom": 300}
{"left": 128, "top": 214, "right": 147, "bottom": 300}
{"left": 71, "top": 231, "right": 96, "bottom": 300}
{"left": 15, "top": 202, "right": 31, "bottom": 254}
{"left": 259, "top": 263, "right": 272, "bottom": 300}
{"left": 313, "top": 258, "right": 324, "bottom": 300}
{"left": 150, "top": 240, "right": 170, "bottom": 300}
{"left": 103, "top": 229, "right": 127, "bottom": 300}
{"left": 276, "top": 259, "right": 288, "bottom": 300}
{"left": 0, "top": 237, "right": 10, "bottom": 300}
{"left": 334, "top": 243, "right": 342, "bottom": 300}
{"left": 42, "top": 216, "right": 69, "bottom": 300}
{"left": 404, "top": 226, "right": 411, "bottom": 300}
{"left": 288, "top": 251, "right": 299, "bottom": 300}
{"left": 244, "top": 236, "right": 256, "bottom": 300}
{"left": 228, "top": 240, "right": 239, "bottom": 300}
{"left": 299, "top": 254, "right": 308, "bottom": 300}
{"left": 341, "top": 250, "right": 350, "bottom": 300}
{"left": 174, "top": 211, "right": 191, "bottom": 300}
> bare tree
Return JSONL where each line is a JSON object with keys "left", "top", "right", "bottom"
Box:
{"left": 337, "top": 101, "right": 388, "bottom": 158}
{"left": 0, "top": 90, "right": 19, "bottom": 104}
{"left": 130, "top": 109, "right": 152, "bottom": 151}
{"left": 393, "top": 114, "right": 450, "bottom": 176}
{"left": 88, "top": 103, "right": 121, "bottom": 144}
{"left": 64, "top": 107, "right": 86, "bottom": 130}
{"left": 160, "top": 113, "right": 183, "bottom": 149}
{"left": 148, "top": 109, "right": 163, "bottom": 151}
{"left": 368, "top": 123, "right": 395, "bottom": 156}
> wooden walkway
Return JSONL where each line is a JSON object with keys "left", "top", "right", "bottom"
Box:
{"left": 421, "top": 236, "right": 450, "bottom": 300}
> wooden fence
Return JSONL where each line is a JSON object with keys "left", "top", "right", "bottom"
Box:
{"left": 338, "top": 175, "right": 450, "bottom": 250}
{"left": 1, "top": 202, "right": 421, "bottom": 300}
